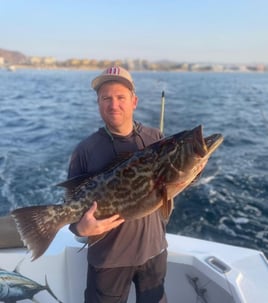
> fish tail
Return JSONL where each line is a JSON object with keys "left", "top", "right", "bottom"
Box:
{"left": 45, "top": 274, "right": 63, "bottom": 303}
{"left": 11, "top": 204, "right": 67, "bottom": 261}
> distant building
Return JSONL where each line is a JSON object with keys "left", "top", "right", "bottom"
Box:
{"left": 80, "top": 59, "right": 91, "bottom": 66}
{"left": 211, "top": 65, "right": 224, "bottom": 72}
{"left": 42, "top": 57, "right": 56, "bottom": 65}
{"left": 65, "top": 59, "right": 81, "bottom": 67}
{"left": 180, "top": 63, "right": 190, "bottom": 71}
{"left": 29, "top": 56, "right": 42, "bottom": 65}
{"left": 256, "top": 64, "right": 266, "bottom": 72}
{"left": 0, "top": 57, "right": 4, "bottom": 65}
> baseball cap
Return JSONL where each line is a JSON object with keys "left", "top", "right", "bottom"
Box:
{"left": 91, "top": 66, "right": 135, "bottom": 92}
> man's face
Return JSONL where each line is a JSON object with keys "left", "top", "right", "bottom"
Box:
{"left": 97, "top": 82, "right": 138, "bottom": 135}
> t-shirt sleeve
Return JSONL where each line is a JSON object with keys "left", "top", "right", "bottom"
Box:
{"left": 68, "top": 150, "right": 84, "bottom": 179}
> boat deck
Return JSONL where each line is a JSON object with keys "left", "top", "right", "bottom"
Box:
{"left": 1, "top": 228, "right": 268, "bottom": 303}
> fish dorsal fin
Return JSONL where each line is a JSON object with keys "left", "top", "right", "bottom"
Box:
{"left": 57, "top": 174, "right": 95, "bottom": 201}
{"left": 57, "top": 173, "right": 93, "bottom": 190}
{"left": 13, "top": 258, "right": 25, "bottom": 274}
{"left": 104, "top": 152, "right": 134, "bottom": 172}
{"left": 57, "top": 153, "right": 133, "bottom": 191}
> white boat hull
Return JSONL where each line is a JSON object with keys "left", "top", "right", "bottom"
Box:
{"left": 1, "top": 226, "right": 268, "bottom": 303}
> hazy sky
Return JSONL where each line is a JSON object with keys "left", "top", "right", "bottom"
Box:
{"left": 1, "top": 0, "right": 267, "bottom": 63}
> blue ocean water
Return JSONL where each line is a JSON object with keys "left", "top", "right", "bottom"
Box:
{"left": 1, "top": 69, "right": 268, "bottom": 256}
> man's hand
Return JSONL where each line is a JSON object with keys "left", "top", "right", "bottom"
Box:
{"left": 74, "top": 202, "right": 125, "bottom": 237}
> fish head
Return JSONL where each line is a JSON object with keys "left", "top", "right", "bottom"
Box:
{"left": 156, "top": 125, "right": 223, "bottom": 193}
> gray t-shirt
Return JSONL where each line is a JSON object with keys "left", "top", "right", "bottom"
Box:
{"left": 68, "top": 122, "right": 168, "bottom": 268}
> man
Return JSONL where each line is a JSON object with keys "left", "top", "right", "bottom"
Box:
{"left": 68, "top": 66, "right": 168, "bottom": 303}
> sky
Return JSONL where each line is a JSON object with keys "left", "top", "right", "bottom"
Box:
{"left": 1, "top": 0, "right": 267, "bottom": 64}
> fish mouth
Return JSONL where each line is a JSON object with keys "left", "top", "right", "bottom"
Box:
{"left": 204, "top": 133, "right": 223, "bottom": 154}
{"left": 194, "top": 125, "right": 223, "bottom": 158}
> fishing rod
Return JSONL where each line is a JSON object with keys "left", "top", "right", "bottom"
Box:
{"left": 159, "top": 91, "right": 165, "bottom": 133}
{"left": 159, "top": 90, "right": 175, "bottom": 219}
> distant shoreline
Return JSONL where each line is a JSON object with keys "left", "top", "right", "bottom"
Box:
{"left": 2, "top": 64, "right": 267, "bottom": 73}
{"left": 1, "top": 48, "right": 267, "bottom": 73}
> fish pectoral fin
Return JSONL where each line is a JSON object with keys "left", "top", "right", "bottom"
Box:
{"left": 158, "top": 185, "right": 169, "bottom": 220}
{"left": 160, "top": 198, "right": 174, "bottom": 221}
{"left": 159, "top": 185, "right": 174, "bottom": 221}
{"left": 167, "top": 198, "right": 175, "bottom": 218}
{"left": 88, "top": 232, "right": 109, "bottom": 247}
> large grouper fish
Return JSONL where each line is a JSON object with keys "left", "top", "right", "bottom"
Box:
{"left": 11, "top": 125, "right": 223, "bottom": 261}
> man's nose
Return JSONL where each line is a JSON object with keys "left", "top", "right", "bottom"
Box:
{"left": 109, "top": 98, "right": 120, "bottom": 108}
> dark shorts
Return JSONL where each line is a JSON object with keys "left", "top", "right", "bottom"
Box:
{"left": 85, "top": 250, "right": 167, "bottom": 303}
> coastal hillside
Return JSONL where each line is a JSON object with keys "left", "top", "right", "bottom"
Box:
{"left": 0, "top": 48, "right": 27, "bottom": 64}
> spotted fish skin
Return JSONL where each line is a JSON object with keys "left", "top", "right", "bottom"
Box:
{"left": 11, "top": 125, "right": 223, "bottom": 260}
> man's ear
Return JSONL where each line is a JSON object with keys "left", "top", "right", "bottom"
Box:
{"left": 133, "top": 95, "right": 138, "bottom": 109}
